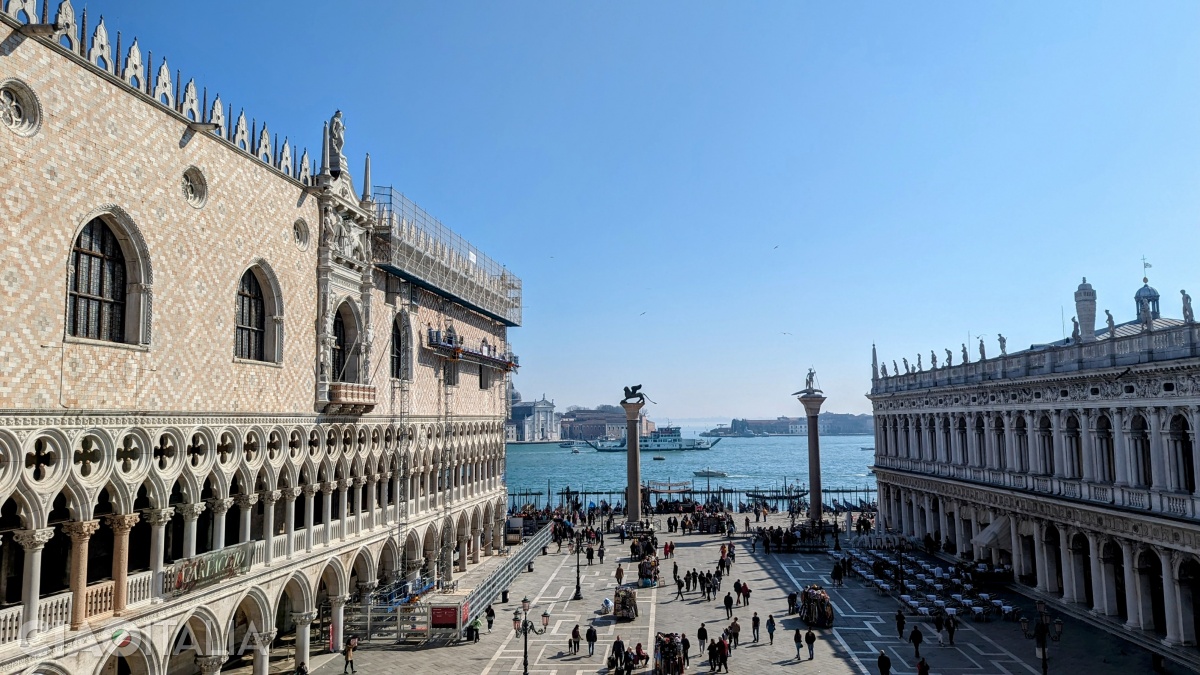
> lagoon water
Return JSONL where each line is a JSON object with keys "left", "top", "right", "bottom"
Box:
{"left": 505, "top": 433, "right": 877, "bottom": 501}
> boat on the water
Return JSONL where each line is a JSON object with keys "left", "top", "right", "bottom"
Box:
{"left": 560, "top": 440, "right": 588, "bottom": 449}
{"left": 652, "top": 456, "right": 665, "bottom": 461}
{"left": 571, "top": 448, "right": 581, "bottom": 454}
{"left": 587, "top": 426, "right": 721, "bottom": 452}
{"left": 694, "top": 468, "right": 728, "bottom": 477}
{"left": 860, "top": 446, "right": 875, "bottom": 452}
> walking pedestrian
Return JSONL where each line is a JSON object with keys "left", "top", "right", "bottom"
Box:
{"left": 571, "top": 624, "right": 582, "bottom": 654}
{"left": 342, "top": 640, "right": 356, "bottom": 674}
{"left": 724, "top": 592, "right": 734, "bottom": 618}
{"left": 598, "top": 543, "right": 605, "bottom": 564}
{"left": 586, "top": 625, "right": 598, "bottom": 656}
{"left": 719, "top": 636, "right": 730, "bottom": 673}
{"left": 909, "top": 626, "right": 923, "bottom": 659}
{"left": 766, "top": 615, "right": 776, "bottom": 645}
{"left": 933, "top": 614, "right": 944, "bottom": 646}
{"left": 681, "top": 633, "right": 691, "bottom": 667}
{"left": 788, "top": 591, "right": 798, "bottom": 615}
{"left": 895, "top": 609, "right": 906, "bottom": 639}
{"left": 805, "top": 628, "right": 816, "bottom": 660}
{"left": 615, "top": 564, "right": 624, "bottom": 586}
{"left": 676, "top": 576, "right": 686, "bottom": 600}
{"left": 707, "top": 639, "right": 719, "bottom": 673}
{"left": 485, "top": 605, "right": 495, "bottom": 632}
{"left": 586, "top": 546, "right": 594, "bottom": 566}
{"left": 295, "top": 663, "right": 308, "bottom": 675}
{"left": 697, "top": 622, "right": 708, "bottom": 647}
{"left": 793, "top": 629, "right": 804, "bottom": 659}
{"left": 946, "top": 614, "right": 957, "bottom": 646}
{"left": 470, "top": 617, "right": 482, "bottom": 643}
{"left": 917, "top": 657, "right": 930, "bottom": 675}
{"left": 751, "top": 613, "right": 760, "bottom": 642}
{"left": 743, "top": 583, "right": 751, "bottom": 605}
{"left": 877, "top": 650, "right": 892, "bottom": 675}
{"left": 729, "top": 617, "right": 740, "bottom": 649}
{"left": 733, "top": 579, "right": 743, "bottom": 605}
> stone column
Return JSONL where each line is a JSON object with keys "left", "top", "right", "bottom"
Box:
{"left": 146, "top": 507, "right": 175, "bottom": 600}
{"left": 262, "top": 490, "right": 280, "bottom": 565}
{"left": 194, "top": 655, "right": 226, "bottom": 675}
{"left": 252, "top": 629, "right": 277, "bottom": 675}
{"left": 14, "top": 527, "right": 55, "bottom": 639}
{"left": 1003, "top": 412, "right": 1017, "bottom": 472}
{"left": 471, "top": 528, "right": 483, "bottom": 564}
{"left": 1086, "top": 532, "right": 1106, "bottom": 614}
{"left": 1051, "top": 411, "right": 1066, "bottom": 478}
{"left": 330, "top": 595, "right": 348, "bottom": 649}
{"left": 938, "top": 500, "right": 950, "bottom": 547}
{"left": 1159, "top": 548, "right": 1183, "bottom": 645}
{"left": 293, "top": 611, "right": 316, "bottom": 667}
{"left": 321, "top": 483, "right": 334, "bottom": 546}
{"left": 622, "top": 399, "right": 646, "bottom": 523}
{"left": 1010, "top": 518, "right": 1024, "bottom": 579}
{"left": 106, "top": 513, "right": 139, "bottom": 615}
{"left": 1113, "top": 408, "right": 1131, "bottom": 486}
{"left": 210, "top": 498, "right": 233, "bottom": 551}
{"left": 983, "top": 416, "right": 997, "bottom": 469}
{"left": 1189, "top": 407, "right": 1200, "bottom": 496}
{"left": 483, "top": 521, "right": 494, "bottom": 556}
{"left": 1033, "top": 521, "right": 1048, "bottom": 591}
{"left": 953, "top": 503, "right": 965, "bottom": 553}
{"left": 1149, "top": 407, "right": 1168, "bottom": 490}
{"left": 352, "top": 478, "right": 366, "bottom": 535}
{"left": 62, "top": 520, "right": 101, "bottom": 630}
{"left": 949, "top": 415, "right": 962, "bottom": 464}
{"left": 379, "top": 472, "right": 392, "bottom": 525}
{"left": 1059, "top": 525, "right": 1077, "bottom": 602}
{"left": 283, "top": 488, "right": 298, "bottom": 559}
{"left": 923, "top": 495, "right": 936, "bottom": 539}
{"left": 1081, "top": 410, "right": 1096, "bottom": 482}
{"left": 457, "top": 533, "right": 469, "bottom": 572}
{"left": 302, "top": 485, "right": 317, "bottom": 552}
{"left": 898, "top": 490, "right": 910, "bottom": 535}
{"left": 1120, "top": 540, "right": 1140, "bottom": 628}
{"left": 970, "top": 517, "right": 982, "bottom": 561}
{"left": 798, "top": 392, "right": 827, "bottom": 522}
{"left": 179, "top": 502, "right": 206, "bottom": 559}
{"left": 338, "top": 479, "right": 351, "bottom": 540}
{"left": 235, "top": 494, "right": 259, "bottom": 544}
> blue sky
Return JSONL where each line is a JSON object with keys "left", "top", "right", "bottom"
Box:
{"left": 89, "top": 2, "right": 1200, "bottom": 420}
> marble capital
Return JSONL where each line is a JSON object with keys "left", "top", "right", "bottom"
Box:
{"left": 330, "top": 594, "right": 350, "bottom": 608}
{"left": 194, "top": 655, "right": 226, "bottom": 675}
{"left": 178, "top": 502, "right": 207, "bottom": 520}
{"left": 292, "top": 610, "right": 317, "bottom": 625}
{"left": 13, "top": 527, "right": 55, "bottom": 551}
{"left": 61, "top": 519, "right": 101, "bottom": 541}
{"left": 145, "top": 507, "right": 175, "bottom": 526}
{"left": 105, "top": 512, "right": 140, "bottom": 534}
{"left": 208, "top": 497, "right": 235, "bottom": 516}
{"left": 302, "top": 484, "right": 320, "bottom": 497}
{"left": 261, "top": 490, "right": 281, "bottom": 505}
{"left": 234, "top": 494, "right": 260, "bottom": 509}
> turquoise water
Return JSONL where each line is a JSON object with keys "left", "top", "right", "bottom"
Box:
{"left": 505, "top": 434, "right": 877, "bottom": 502}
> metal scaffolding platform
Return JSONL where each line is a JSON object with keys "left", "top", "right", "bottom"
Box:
{"left": 373, "top": 186, "right": 522, "bottom": 326}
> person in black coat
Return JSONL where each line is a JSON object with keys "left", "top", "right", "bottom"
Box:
{"left": 585, "top": 625, "right": 598, "bottom": 656}
{"left": 878, "top": 650, "right": 892, "bottom": 675}
{"left": 909, "top": 626, "right": 923, "bottom": 659}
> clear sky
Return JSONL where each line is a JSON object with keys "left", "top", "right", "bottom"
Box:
{"left": 87, "top": 1, "right": 1200, "bottom": 421}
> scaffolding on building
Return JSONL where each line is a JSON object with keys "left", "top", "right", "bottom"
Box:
{"left": 373, "top": 186, "right": 522, "bottom": 326}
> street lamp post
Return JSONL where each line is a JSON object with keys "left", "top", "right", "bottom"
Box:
{"left": 1019, "top": 600, "right": 1065, "bottom": 675}
{"left": 513, "top": 596, "right": 550, "bottom": 675}
{"left": 573, "top": 532, "right": 583, "bottom": 600}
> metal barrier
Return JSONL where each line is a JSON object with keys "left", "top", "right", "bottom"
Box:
{"left": 464, "top": 523, "right": 554, "bottom": 623}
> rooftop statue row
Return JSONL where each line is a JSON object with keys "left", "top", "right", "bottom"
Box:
{"left": 872, "top": 276, "right": 1197, "bottom": 381}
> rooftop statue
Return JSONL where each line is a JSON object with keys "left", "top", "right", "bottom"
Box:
{"left": 945, "top": 348, "right": 952, "bottom": 367}
{"left": 1184, "top": 290, "right": 1194, "bottom": 324}
{"left": 893, "top": 360, "right": 898, "bottom": 377}
{"left": 1105, "top": 309, "right": 1116, "bottom": 336}
{"left": 805, "top": 367, "right": 816, "bottom": 391}
{"left": 961, "top": 343, "right": 969, "bottom": 364}
{"left": 880, "top": 363, "right": 888, "bottom": 377}
{"left": 902, "top": 358, "right": 910, "bottom": 374}
{"left": 930, "top": 350, "right": 938, "bottom": 369}
{"left": 978, "top": 338, "right": 985, "bottom": 361}
{"left": 997, "top": 334, "right": 1007, "bottom": 356}
{"left": 329, "top": 110, "right": 347, "bottom": 178}
{"left": 1071, "top": 316, "right": 1081, "bottom": 342}
{"left": 622, "top": 385, "right": 645, "bottom": 404}
{"left": 916, "top": 354, "right": 922, "bottom": 371}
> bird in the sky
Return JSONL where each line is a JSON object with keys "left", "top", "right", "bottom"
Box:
{"left": 781, "top": 332, "right": 792, "bottom": 335}
{"left": 773, "top": 245, "right": 779, "bottom": 249}
{"left": 639, "top": 312, "right": 647, "bottom": 316}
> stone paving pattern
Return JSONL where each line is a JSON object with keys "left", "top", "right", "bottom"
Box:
{"left": 305, "top": 513, "right": 1186, "bottom": 674}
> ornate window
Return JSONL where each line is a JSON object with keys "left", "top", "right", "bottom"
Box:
{"left": 332, "top": 313, "right": 347, "bottom": 382}
{"left": 391, "top": 313, "right": 411, "bottom": 380}
{"left": 235, "top": 270, "right": 265, "bottom": 360}
{"left": 68, "top": 219, "right": 127, "bottom": 342}
{"left": 0, "top": 79, "right": 41, "bottom": 137}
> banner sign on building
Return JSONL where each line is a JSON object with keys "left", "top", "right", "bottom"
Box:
{"left": 162, "top": 541, "right": 255, "bottom": 596}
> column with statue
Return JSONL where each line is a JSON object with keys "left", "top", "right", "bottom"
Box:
{"left": 621, "top": 385, "right": 647, "bottom": 523}
{"left": 794, "top": 369, "right": 827, "bottom": 524}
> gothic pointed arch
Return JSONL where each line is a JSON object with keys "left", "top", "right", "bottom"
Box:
{"left": 234, "top": 259, "right": 285, "bottom": 363}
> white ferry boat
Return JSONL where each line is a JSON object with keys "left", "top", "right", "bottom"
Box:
{"left": 694, "top": 469, "right": 728, "bottom": 478}
{"left": 587, "top": 426, "right": 721, "bottom": 452}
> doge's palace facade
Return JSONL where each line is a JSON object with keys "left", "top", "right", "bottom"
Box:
{"left": 0, "top": 3, "right": 519, "bottom": 674}
{"left": 872, "top": 278, "right": 1200, "bottom": 658}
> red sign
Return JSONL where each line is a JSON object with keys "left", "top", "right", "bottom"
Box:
{"left": 431, "top": 606, "right": 459, "bottom": 628}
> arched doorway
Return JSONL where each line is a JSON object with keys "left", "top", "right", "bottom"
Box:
{"left": 1136, "top": 549, "right": 1167, "bottom": 635}
{"left": 274, "top": 573, "right": 315, "bottom": 673}
{"left": 1070, "top": 532, "right": 1092, "bottom": 607}
{"left": 1042, "top": 525, "right": 1063, "bottom": 595}
{"left": 1177, "top": 557, "right": 1200, "bottom": 646}
{"left": 224, "top": 590, "right": 273, "bottom": 673}
{"left": 1101, "top": 540, "right": 1126, "bottom": 620}
{"left": 165, "top": 609, "right": 223, "bottom": 675}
